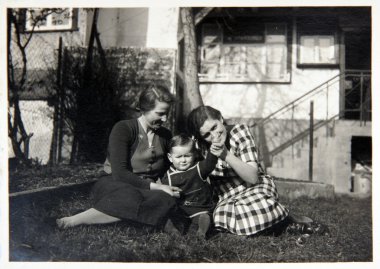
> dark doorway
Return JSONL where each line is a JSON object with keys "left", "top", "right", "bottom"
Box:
{"left": 345, "top": 31, "right": 371, "bottom": 70}
{"left": 351, "top": 136, "right": 372, "bottom": 167}
{"left": 351, "top": 136, "right": 372, "bottom": 192}
{"left": 344, "top": 31, "right": 371, "bottom": 120}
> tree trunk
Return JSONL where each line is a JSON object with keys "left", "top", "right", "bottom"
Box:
{"left": 8, "top": 9, "right": 34, "bottom": 165}
{"left": 8, "top": 100, "right": 33, "bottom": 165}
{"left": 180, "top": 7, "right": 203, "bottom": 114}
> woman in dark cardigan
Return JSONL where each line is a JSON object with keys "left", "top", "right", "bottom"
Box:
{"left": 57, "top": 85, "right": 182, "bottom": 229}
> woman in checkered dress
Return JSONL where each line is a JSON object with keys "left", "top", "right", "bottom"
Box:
{"left": 187, "top": 106, "right": 289, "bottom": 236}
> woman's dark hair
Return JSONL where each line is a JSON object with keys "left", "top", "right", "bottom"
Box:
{"left": 138, "top": 84, "right": 175, "bottom": 112}
{"left": 168, "top": 133, "right": 196, "bottom": 153}
{"left": 187, "top": 106, "right": 223, "bottom": 151}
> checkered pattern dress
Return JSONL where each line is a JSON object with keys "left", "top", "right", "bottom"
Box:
{"left": 210, "top": 124, "right": 289, "bottom": 235}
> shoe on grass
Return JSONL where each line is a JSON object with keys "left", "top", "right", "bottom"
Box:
{"left": 286, "top": 221, "right": 329, "bottom": 236}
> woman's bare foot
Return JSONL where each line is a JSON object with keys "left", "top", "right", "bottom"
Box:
{"left": 56, "top": 217, "right": 77, "bottom": 229}
{"left": 56, "top": 208, "right": 121, "bottom": 229}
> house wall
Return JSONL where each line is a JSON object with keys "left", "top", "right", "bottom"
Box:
{"left": 146, "top": 8, "right": 179, "bottom": 49}
{"left": 195, "top": 8, "right": 371, "bottom": 194}
{"left": 200, "top": 24, "right": 340, "bottom": 120}
{"left": 268, "top": 120, "right": 371, "bottom": 193}
{"left": 97, "top": 8, "right": 149, "bottom": 48}
{"left": 97, "top": 8, "right": 179, "bottom": 49}
{"left": 12, "top": 7, "right": 179, "bottom": 68}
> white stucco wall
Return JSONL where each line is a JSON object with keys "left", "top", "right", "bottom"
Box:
{"left": 97, "top": 8, "right": 149, "bottom": 48}
{"left": 146, "top": 8, "right": 179, "bottom": 49}
{"left": 97, "top": 7, "right": 179, "bottom": 49}
{"left": 200, "top": 40, "right": 341, "bottom": 120}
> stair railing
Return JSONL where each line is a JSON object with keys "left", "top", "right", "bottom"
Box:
{"left": 250, "top": 70, "right": 371, "bottom": 169}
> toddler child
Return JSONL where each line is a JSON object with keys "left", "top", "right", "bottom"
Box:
{"left": 161, "top": 134, "right": 218, "bottom": 238}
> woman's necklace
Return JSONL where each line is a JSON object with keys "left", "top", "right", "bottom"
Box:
{"left": 146, "top": 129, "right": 155, "bottom": 147}
{"left": 138, "top": 116, "right": 155, "bottom": 147}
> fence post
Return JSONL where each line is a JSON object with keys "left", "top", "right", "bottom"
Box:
{"left": 359, "top": 72, "right": 364, "bottom": 126}
{"left": 49, "top": 37, "right": 63, "bottom": 165}
{"left": 309, "top": 101, "right": 314, "bottom": 181}
{"left": 58, "top": 47, "right": 66, "bottom": 162}
{"left": 291, "top": 104, "right": 294, "bottom": 159}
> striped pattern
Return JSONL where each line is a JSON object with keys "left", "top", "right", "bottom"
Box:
{"left": 210, "top": 124, "right": 289, "bottom": 235}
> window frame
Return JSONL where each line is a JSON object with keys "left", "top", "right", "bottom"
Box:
{"left": 24, "top": 8, "right": 78, "bottom": 32}
{"left": 297, "top": 34, "right": 339, "bottom": 67}
{"left": 199, "top": 21, "right": 291, "bottom": 83}
{"left": 296, "top": 17, "right": 340, "bottom": 67}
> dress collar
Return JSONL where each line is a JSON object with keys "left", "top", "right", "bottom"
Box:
{"left": 138, "top": 116, "right": 154, "bottom": 134}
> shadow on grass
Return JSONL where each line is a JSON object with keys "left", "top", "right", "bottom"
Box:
{"left": 9, "top": 186, "right": 373, "bottom": 263}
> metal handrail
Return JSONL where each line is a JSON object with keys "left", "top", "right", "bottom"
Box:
{"left": 251, "top": 70, "right": 371, "bottom": 167}
{"left": 250, "top": 73, "right": 340, "bottom": 127}
{"left": 251, "top": 70, "right": 371, "bottom": 127}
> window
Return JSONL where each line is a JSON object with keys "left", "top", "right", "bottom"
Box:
{"left": 298, "top": 35, "right": 338, "bottom": 65}
{"left": 25, "top": 8, "right": 77, "bottom": 32}
{"left": 199, "top": 21, "right": 290, "bottom": 83}
{"left": 297, "top": 17, "right": 339, "bottom": 66}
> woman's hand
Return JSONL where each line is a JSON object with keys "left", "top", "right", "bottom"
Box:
{"left": 210, "top": 142, "right": 228, "bottom": 160}
{"left": 150, "top": 182, "right": 182, "bottom": 197}
{"left": 210, "top": 142, "right": 258, "bottom": 185}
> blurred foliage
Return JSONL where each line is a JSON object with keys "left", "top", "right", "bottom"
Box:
{"left": 61, "top": 47, "right": 175, "bottom": 163}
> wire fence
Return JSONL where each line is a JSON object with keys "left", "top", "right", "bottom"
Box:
{"left": 8, "top": 35, "right": 59, "bottom": 165}
{"left": 9, "top": 33, "right": 177, "bottom": 165}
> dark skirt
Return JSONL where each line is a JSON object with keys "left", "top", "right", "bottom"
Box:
{"left": 92, "top": 175, "right": 177, "bottom": 226}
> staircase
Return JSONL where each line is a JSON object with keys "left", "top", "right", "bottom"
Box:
{"left": 250, "top": 70, "right": 371, "bottom": 171}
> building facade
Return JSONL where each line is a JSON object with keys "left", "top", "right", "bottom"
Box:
{"left": 9, "top": 7, "right": 372, "bottom": 193}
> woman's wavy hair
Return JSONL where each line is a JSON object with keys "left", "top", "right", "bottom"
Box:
{"left": 138, "top": 84, "right": 175, "bottom": 113}
{"left": 187, "top": 105, "right": 223, "bottom": 153}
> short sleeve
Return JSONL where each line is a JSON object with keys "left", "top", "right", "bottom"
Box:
{"left": 230, "top": 124, "right": 259, "bottom": 164}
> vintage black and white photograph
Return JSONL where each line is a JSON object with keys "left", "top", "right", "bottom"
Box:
{"left": 0, "top": 0, "right": 377, "bottom": 267}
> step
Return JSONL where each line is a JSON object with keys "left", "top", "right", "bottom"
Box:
{"left": 274, "top": 178, "right": 335, "bottom": 200}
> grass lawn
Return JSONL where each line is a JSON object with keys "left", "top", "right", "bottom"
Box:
{"left": 9, "top": 184, "right": 373, "bottom": 262}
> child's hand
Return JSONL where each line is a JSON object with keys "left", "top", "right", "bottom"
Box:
{"left": 158, "top": 184, "right": 182, "bottom": 197}
{"left": 172, "top": 190, "right": 181, "bottom": 198}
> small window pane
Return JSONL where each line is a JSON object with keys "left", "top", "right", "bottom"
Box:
{"left": 203, "top": 44, "right": 221, "bottom": 62}
{"left": 51, "top": 10, "right": 71, "bottom": 26}
{"left": 300, "top": 36, "right": 316, "bottom": 63}
{"left": 246, "top": 46, "right": 265, "bottom": 64}
{"left": 318, "top": 36, "right": 335, "bottom": 63}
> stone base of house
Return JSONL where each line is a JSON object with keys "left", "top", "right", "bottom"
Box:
{"left": 274, "top": 179, "right": 335, "bottom": 200}
{"left": 264, "top": 120, "right": 371, "bottom": 194}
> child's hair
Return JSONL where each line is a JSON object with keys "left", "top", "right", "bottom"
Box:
{"left": 169, "top": 133, "right": 196, "bottom": 154}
